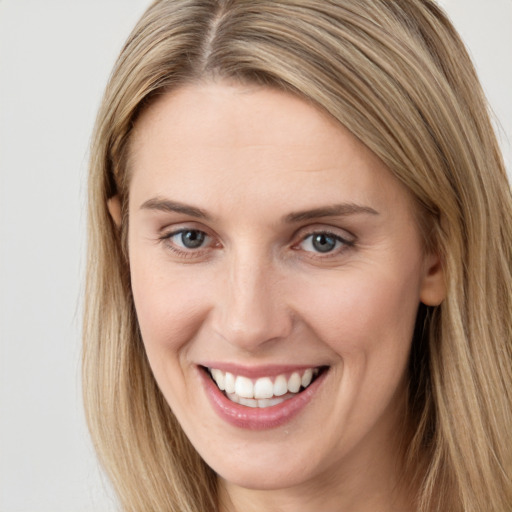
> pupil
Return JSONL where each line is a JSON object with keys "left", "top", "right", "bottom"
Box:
{"left": 181, "top": 230, "right": 205, "bottom": 249}
{"left": 312, "top": 234, "right": 336, "bottom": 253}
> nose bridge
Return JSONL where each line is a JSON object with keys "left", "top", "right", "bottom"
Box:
{"left": 214, "top": 245, "right": 291, "bottom": 350}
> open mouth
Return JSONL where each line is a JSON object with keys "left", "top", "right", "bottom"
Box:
{"left": 204, "top": 366, "right": 328, "bottom": 409}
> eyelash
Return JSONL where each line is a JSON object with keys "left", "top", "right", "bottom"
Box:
{"left": 158, "top": 227, "right": 355, "bottom": 260}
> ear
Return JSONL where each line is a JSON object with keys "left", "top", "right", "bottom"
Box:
{"left": 420, "top": 252, "right": 446, "bottom": 306}
{"left": 107, "top": 195, "right": 122, "bottom": 227}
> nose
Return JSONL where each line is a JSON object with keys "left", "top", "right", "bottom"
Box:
{"left": 211, "top": 250, "right": 293, "bottom": 352}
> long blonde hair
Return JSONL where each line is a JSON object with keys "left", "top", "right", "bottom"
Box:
{"left": 83, "top": 1, "right": 512, "bottom": 510}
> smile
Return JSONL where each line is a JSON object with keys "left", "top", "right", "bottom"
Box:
{"left": 200, "top": 364, "right": 329, "bottom": 429}
{"left": 207, "top": 367, "right": 323, "bottom": 409}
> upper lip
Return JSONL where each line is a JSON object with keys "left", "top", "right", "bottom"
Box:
{"left": 199, "top": 362, "right": 327, "bottom": 379}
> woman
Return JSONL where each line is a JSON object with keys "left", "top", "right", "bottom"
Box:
{"left": 83, "top": 1, "right": 512, "bottom": 511}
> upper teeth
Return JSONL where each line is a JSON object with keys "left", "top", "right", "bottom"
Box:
{"left": 209, "top": 367, "right": 318, "bottom": 399}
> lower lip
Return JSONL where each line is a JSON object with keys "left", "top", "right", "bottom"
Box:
{"left": 200, "top": 367, "right": 327, "bottom": 430}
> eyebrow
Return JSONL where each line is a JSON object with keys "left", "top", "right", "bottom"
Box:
{"left": 283, "top": 203, "right": 379, "bottom": 223}
{"left": 140, "top": 197, "right": 212, "bottom": 220}
{"left": 140, "top": 197, "right": 378, "bottom": 223}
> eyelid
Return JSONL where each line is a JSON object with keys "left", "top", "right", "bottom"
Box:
{"left": 293, "top": 224, "right": 356, "bottom": 244}
{"left": 158, "top": 221, "right": 213, "bottom": 240}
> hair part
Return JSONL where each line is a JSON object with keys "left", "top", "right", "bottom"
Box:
{"left": 84, "top": 1, "right": 512, "bottom": 510}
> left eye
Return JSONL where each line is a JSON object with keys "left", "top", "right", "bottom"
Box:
{"left": 299, "top": 232, "right": 347, "bottom": 253}
{"left": 168, "top": 229, "right": 209, "bottom": 249}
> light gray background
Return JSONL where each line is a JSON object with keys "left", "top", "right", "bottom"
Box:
{"left": 0, "top": 1, "right": 510, "bottom": 511}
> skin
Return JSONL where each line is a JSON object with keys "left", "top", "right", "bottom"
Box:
{"left": 109, "top": 81, "right": 445, "bottom": 512}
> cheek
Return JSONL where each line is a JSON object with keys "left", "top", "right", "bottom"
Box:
{"left": 129, "top": 255, "right": 217, "bottom": 416}
{"left": 295, "top": 264, "right": 422, "bottom": 361}
{"left": 294, "top": 266, "right": 422, "bottom": 433}
{"left": 129, "top": 250, "right": 211, "bottom": 364}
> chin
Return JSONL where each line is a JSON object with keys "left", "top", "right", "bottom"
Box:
{"left": 214, "top": 457, "right": 319, "bottom": 491}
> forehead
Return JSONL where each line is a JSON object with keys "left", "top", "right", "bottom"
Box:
{"left": 131, "top": 82, "right": 374, "bottom": 164}
{"left": 127, "top": 81, "right": 411, "bottom": 216}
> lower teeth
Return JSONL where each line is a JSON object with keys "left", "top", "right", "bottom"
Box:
{"left": 226, "top": 392, "right": 293, "bottom": 408}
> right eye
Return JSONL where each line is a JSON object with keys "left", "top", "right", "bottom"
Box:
{"left": 159, "top": 228, "right": 219, "bottom": 259}
{"left": 168, "top": 229, "right": 209, "bottom": 250}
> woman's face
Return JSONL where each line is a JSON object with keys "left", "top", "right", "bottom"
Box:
{"left": 124, "top": 82, "right": 444, "bottom": 495}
